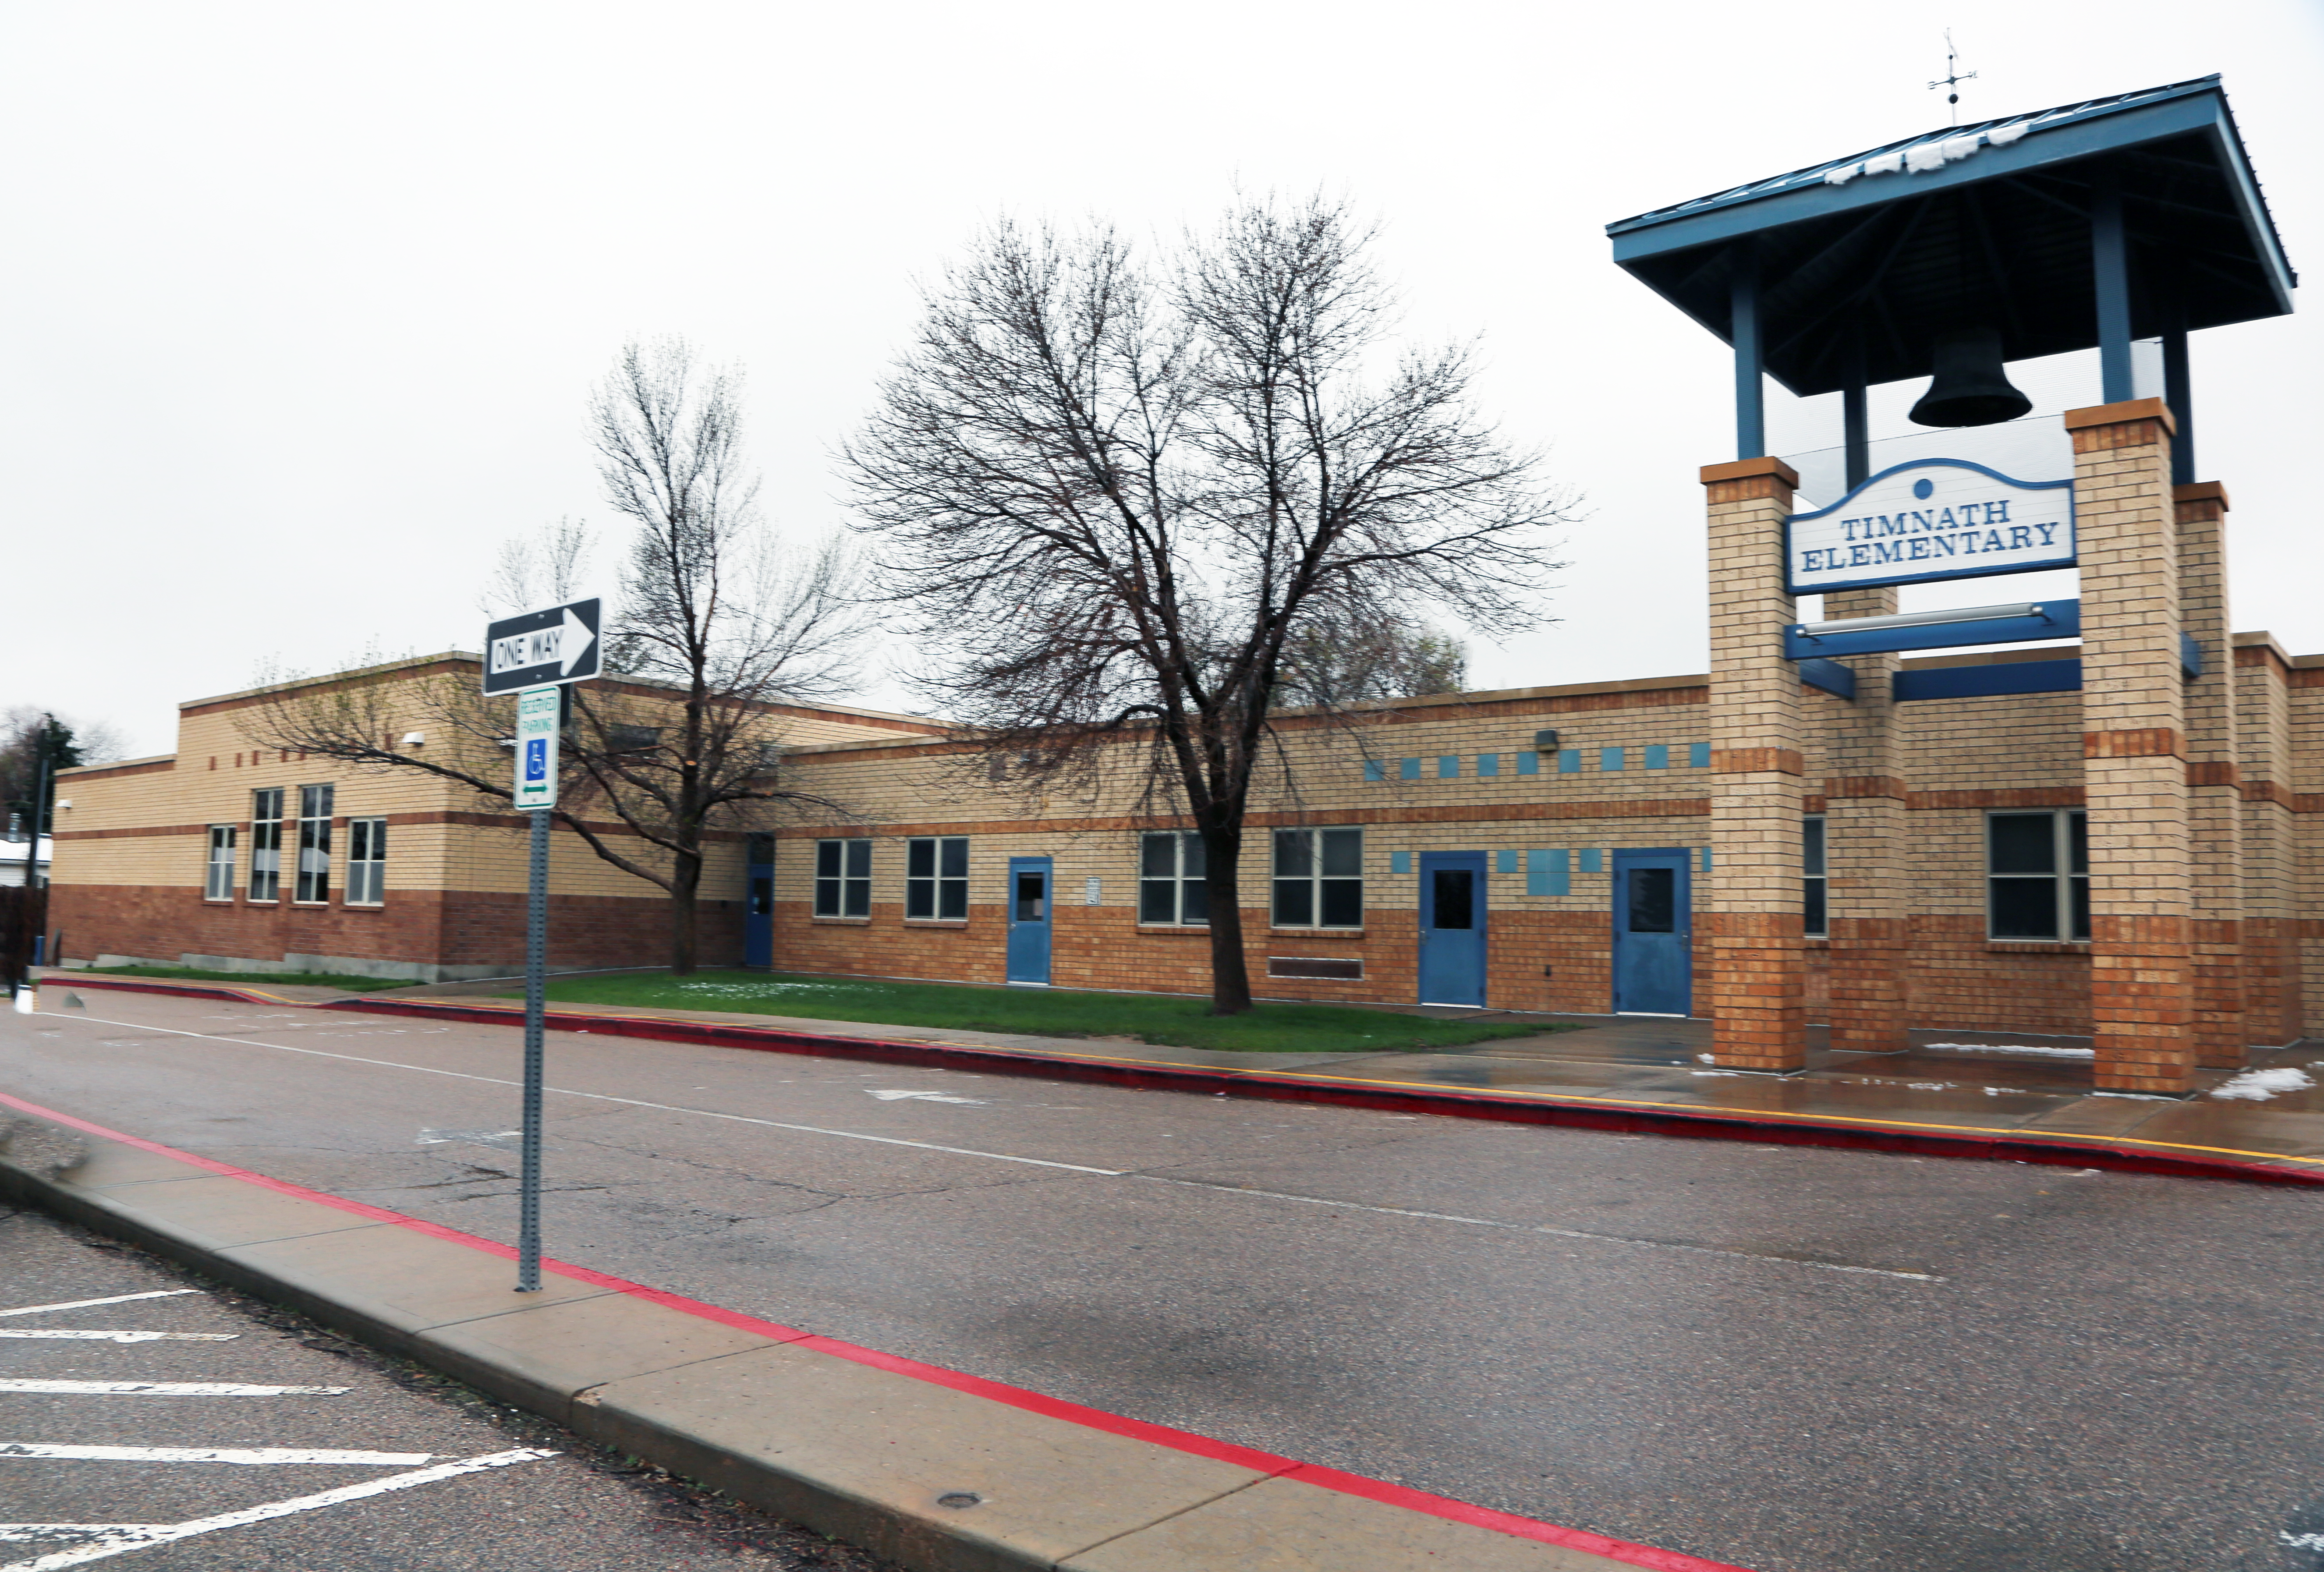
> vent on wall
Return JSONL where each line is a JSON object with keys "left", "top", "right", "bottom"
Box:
{"left": 1268, "top": 956, "right": 1363, "bottom": 981}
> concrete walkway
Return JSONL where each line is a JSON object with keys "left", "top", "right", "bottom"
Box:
{"left": 37, "top": 970, "right": 2324, "bottom": 1185}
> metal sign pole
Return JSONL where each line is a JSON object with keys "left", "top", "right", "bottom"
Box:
{"left": 517, "top": 804, "right": 549, "bottom": 1290}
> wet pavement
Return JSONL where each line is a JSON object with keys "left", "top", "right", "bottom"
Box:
{"left": 11, "top": 984, "right": 2324, "bottom": 1571}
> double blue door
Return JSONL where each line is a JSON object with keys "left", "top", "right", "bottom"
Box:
{"left": 1006, "top": 857, "right": 1052, "bottom": 985}
{"left": 1611, "top": 848, "right": 1692, "bottom": 1016}
{"left": 1418, "top": 851, "right": 1488, "bottom": 1007}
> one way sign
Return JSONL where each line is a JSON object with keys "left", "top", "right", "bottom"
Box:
{"left": 482, "top": 598, "right": 601, "bottom": 695}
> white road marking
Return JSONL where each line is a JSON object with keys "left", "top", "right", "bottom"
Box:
{"left": 417, "top": 1128, "right": 521, "bottom": 1150}
{"left": 0, "top": 1448, "right": 554, "bottom": 1571}
{"left": 0, "top": 1444, "right": 431, "bottom": 1466}
{"left": 0, "top": 1331, "right": 237, "bottom": 1344}
{"left": 0, "top": 1293, "right": 200, "bottom": 1319}
{"left": 867, "top": 1090, "right": 986, "bottom": 1105}
{"left": 0, "top": 1381, "right": 350, "bottom": 1397}
{"left": 31, "top": 1008, "right": 1936, "bottom": 1280}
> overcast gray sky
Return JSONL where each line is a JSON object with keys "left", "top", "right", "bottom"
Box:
{"left": 8, "top": 0, "right": 2319, "bottom": 759}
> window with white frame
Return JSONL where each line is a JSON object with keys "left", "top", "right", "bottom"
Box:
{"left": 1987, "top": 810, "right": 2089, "bottom": 941}
{"left": 1802, "top": 815, "right": 1827, "bottom": 938}
{"left": 204, "top": 825, "right": 237, "bottom": 901}
{"left": 1139, "top": 832, "right": 1207, "bottom": 925}
{"left": 346, "top": 818, "right": 386, "bottom": 905}
{"left": 906, "top": 836, "right": 968, "bottom": 919}
{"left": 248, "top": 788, "right": 283, "bottom": 902}
{"left": 1272, "top": 828, "right": 1363, "bottom": 928}
{"left": 814, "top": 839, "right": 872, "bottom": 917}
{"left": 294, "top": 785, "right": 334, "bottom": 903}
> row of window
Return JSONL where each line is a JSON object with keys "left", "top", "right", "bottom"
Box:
{"left": 1364, "top": 744, "right": 1711, "bottom": 782}
{"left": 204, "top": 787, "right": 387, "bottom": 906}
{"left": 1803, "top": 809, "right": 2090, "bottom": 942}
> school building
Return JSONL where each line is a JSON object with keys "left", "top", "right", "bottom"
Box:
{"left": 46, "top": 76, "right": 2310, "bottom": 1095}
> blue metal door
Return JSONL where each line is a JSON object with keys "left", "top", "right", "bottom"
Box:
{"left": 1417, "top": 851, "right": 1488, "bottom": 1007}
{"left": 1611, "top": 848, "right": 1692, "bottom": 1016}
{"left": 744, "top": 855, "right": 774, "bottom": 968}
{"left": 1006, "top": 857, "right": 1052, "bottom": 985}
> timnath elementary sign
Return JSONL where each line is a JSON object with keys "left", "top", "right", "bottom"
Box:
{"left": 1786, "top": 459, "right": 2074, "bottom": 594}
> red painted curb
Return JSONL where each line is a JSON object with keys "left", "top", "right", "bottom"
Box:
{"left": 0, "top": 1085, "right": 1747, "bottom": 1571}
{"left": 45, "top": 973, "right": 2324, "bottom": 1190}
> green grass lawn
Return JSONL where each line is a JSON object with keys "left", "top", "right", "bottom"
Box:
{"left": 527, "top": 969, "right": 1564, "bottom": 1055}
{"left": 71, "top": 965, "right": 422, "bottom": 992}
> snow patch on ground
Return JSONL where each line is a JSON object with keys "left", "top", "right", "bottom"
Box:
{"left": 2211, "top": 1066, "right": 2317, "bottom": 1102}
{"left": 1924, "top": 1041, "right": 2095, "bottom": 1059}
{"left": 675, "top": 981, "right": 851, "bottom": 997}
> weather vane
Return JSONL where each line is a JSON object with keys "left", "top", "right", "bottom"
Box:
{"left": 1928, "top": 31, "right": 1976, "bottom": 125}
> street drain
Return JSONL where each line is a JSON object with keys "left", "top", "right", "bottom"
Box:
{"left": 937, "top": 1492, "right": 982, "bottom": 1509}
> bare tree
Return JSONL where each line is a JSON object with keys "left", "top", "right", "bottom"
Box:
{"left": 242, "top": 340, "right": 865, "bottom": 974}
{"left": 846, "top": 197, "right": 1573, "bottom": 1015}
{"left": 1274, "top": 616, "right": 1466, "bottom": 709}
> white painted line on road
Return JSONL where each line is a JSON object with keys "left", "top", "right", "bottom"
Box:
{"left": 1138, "top": 1176, "right": 1948, "bottom": 1282}
{"left": 0, "top": 1292, "right": 201, "bottom": 1319}
{"left": 0, "top": 1448, "right": 554, "bottom": 1571}
{"left": 0, "top": 1331, "right": 237, "bottom": 1344}
{"left": 867, "top": 1090, "right": 987, "bottom": 1104}
{"left": 29, "top": 1008, "right": 1940, "bottom": 1280}
{"left": 0, "top": 1381, "right": 351, "bottom": 1397}
{"left": 0, "top": 1444, "right": 432, "bottom": 1466}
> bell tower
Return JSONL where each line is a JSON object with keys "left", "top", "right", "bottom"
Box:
{"left": 1605, "top": 77, "right": 2295, "bottom": 1089}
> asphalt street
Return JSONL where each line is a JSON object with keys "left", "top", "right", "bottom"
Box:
{"left": 6, "top": 987, "right": 2324, "bottom": 1572}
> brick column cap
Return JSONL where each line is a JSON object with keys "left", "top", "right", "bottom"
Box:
{"left": 2173, "top": 480, "right": 2230, "bottom": 509}
{"left": 2063, "top": 397, "right": 2178, "bottom": 437}
{"left": 1699, "top": 455, "right": 1800, "bottom": 487}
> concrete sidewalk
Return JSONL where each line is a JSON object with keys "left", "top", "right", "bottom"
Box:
{"left": 0, "top": 1079, "right": 1740, "bottom": 1572}
{"left": 34, "top": 969, "right": 2324, "bottom": 1185}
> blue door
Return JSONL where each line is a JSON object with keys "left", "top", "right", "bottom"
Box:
{"left": 1006, "top": 857, "right": 1052, "bottom": 985}
{"left": 744, "top": 840, "right": 774, "bottom": 968}
{"left": 1417, "top": 851, "right": 1488, "bottom": 1007}
{"left": 1611, "top": 848, "right": 1692, "bottom": 1016}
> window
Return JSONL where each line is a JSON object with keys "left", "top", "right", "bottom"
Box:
{"left": 248, "top": 789, "right": 283, "bottom": 902}
{"left": 295, "top": 784, "right": 334, "bottom": 903}
{"left": 606, "top": 724, "right": 661, "bottom": 754}
{"left": 814, "top": 839, "right": 872, "bottom": 917}
{"left": 346, "top": 818, "right": 386, "bottom": 905}
{"left": 1988, "top": 810, "right": 2090, "bottom": 940}
{"left": 1802, "top": 816, "right": 1827, "bottom": 938}
{"left": 1272, "top": 828, "right": 1362, "bottom": 928}
{"left": 204, "top": 825, "right": 237, "bottom": 901}
{"left": 906, "top": 836, "right": 969, "bottom": 919}
{"left": 1139, "top": 832, "right": 1208, "bottom": 926}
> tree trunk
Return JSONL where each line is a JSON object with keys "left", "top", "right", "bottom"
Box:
{"left": 669, "top": 851, "right": 701, "bottom": 977}
{"left": 1200, "top": 825, "right": 1253, "bottom": 1015}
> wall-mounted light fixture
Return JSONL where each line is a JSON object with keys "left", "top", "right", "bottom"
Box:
{"left": 401, "top": 732, "right": 426, "bottom": 747}
{"left": 1533, "top": 729, "right": 1559, "bottom": 753}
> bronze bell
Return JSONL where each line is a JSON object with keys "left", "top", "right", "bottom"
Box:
{"left": 1907, "top": 326, "right": 2033, "bottom": 427}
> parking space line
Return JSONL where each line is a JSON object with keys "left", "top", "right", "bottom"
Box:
{"left": 0, "top": 1381, "right": 350, "bottom": 1397}
{"left": 0, "top": 1332, "right": 237, "bottom": 1344}
{"left": 0, "top": 1293, "right": 201, "bottom": 1319}
{"left": 0, "top": 1444, "right": 432, "bottom": 1466}
{"left": 0, "top": 1448, "right": 555, "bottom": 1571}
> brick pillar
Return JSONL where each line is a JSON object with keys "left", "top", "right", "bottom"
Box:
{"left": 1817, "top": 586, "right": 1911, "bottom": 1054}
{"left": 1703, "top": 456, "right": 1806, "bottom": 1071}
{"left": 2067, "top": 398, "right": 2195, "bottom": 1094}
{"left": 2176, "top": 481, "right": 2245, "bottom": 1069}
{"left": 2235, "top": 634, "right": 2302, "bottom": 1044}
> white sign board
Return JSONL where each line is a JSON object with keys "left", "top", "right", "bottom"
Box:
{"left": 1786, "top": 460, "right": 2073, "bottom": 595}
{"left": 513, "top": 687, "right": 560, "bottom": 811}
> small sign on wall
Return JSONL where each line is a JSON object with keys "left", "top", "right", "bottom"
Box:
{"left": 1786, "top": 460, "right": 2072, "bottom": 595}
{"left": 1084, "top": 877, "right": 1102, "bottom": 905}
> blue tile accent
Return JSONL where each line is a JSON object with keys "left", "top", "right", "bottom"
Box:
{"left": 1495, "top": 850, "right": 1518, "bottom": 874}
{"left": 1557, "top": 749, "right": 1581, "bottom": 774}
{"left": 1438, "top": 755, "right": 1460, "bottom": 779}
{"left": 1526, "top": 848, "right": 1570, "bottom": 897}
{"left": 1399, "top": 757, "right": 1421, "bottom": 780}
{"left": 1390, "top": 850, "right": 1413, "bottom": 875}
{"left": 1579, "top": 848, "right": 1603, "bottom": 874}
{"left": 2181, "top": 631, "right": 2204, "bottom": 677}
{"left": 1689, "top": 742, "right": 1711, "bottom": 768}
{"left": 1477, "top": 753, "right": 1500, "bottom": 777}
{"left": 1363, "top": 758, "right": 1385, "bottom": 782}
{"left": 1516, "top": 752, "right": 1540, "bottom": 776}
{"left": 1644, "top": 744, "right": 1669, "bottom": 770}
{"left": 1599, "top": 747, "right": 1625, "bottom": 772}
{"left": 1699, "top": 846, "right": 1714, "bottom": 871}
